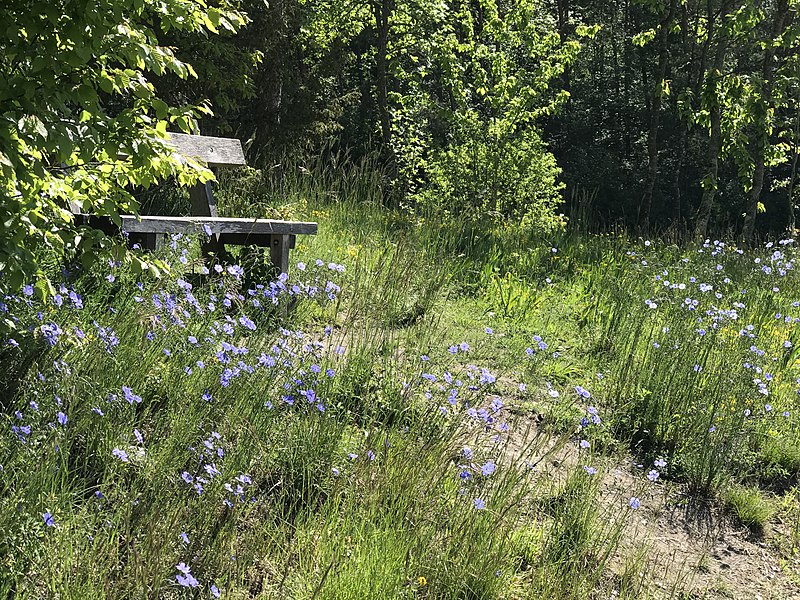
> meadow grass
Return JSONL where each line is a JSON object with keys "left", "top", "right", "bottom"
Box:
{"left": 2, "top": 161, "right": 800, "bottom": 598}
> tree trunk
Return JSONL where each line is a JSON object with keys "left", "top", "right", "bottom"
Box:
{"left": 694, "top": 2, "right": 729, "bottom": 240}
{"left": 373, "top": 0, "right": 394, "bottom": 154}
{"left": 639, "top": 0, "right": 677, "bottom": 232}
{"left": 741, "top": 0, "right": 789, "bottom": 242}
{"left": 695, "top": 98, "right": 722, "bottom": 239}
{"left": 742, "top": 152, "right": 767, "bottom": 241}
{"left": 672, "top": 125, "right": 687, "bottom": 229}
{"left": 371, "top": 0, "right": 397, "bottom": 202}
{"left": 252, "top": 0, "right": 287, "bottom": 150}
{"left": 270, "top": 0, "right": 285, "bottom": 129}
{"left": 557, "top": 0, "right": 571, "bottom": 95}
{"left": 788, "top": 109, "right": 799, "bottom": 233}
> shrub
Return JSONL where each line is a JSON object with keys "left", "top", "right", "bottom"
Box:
{"left": 0, "top": 0, "right": 246, "bottom": 299}
{"left": 417, "top": 115, "right": 566, "bottom": 236}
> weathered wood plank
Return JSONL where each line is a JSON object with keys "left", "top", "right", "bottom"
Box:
{"left": 189, "top": 180, "right": 218, "bottom": 217}
{"left": 113, "top": 215, "right": 318, "bottom": 236}
{"left": 270, "top": 234, "right": 292, "bottom": 274}
{"left": 216, "top": 233, "right": 300, "bottom": 248}
{"left": 164, "top": 133, "right": 246, "bottom": 167}
{"left": 140, "top": 232, "right": 165, "bottom": 251}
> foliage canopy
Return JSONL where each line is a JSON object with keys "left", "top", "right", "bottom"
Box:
{"left": 0, "top": 0, "right": 246, "bottom": 298}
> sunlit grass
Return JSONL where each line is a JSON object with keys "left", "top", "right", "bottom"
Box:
{"left": 2, "top": 161, "right": 800, "bottom": 597}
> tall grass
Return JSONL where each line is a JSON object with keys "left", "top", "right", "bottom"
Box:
{"left": 2, "top": 159, "right": 800, "bottom": 598}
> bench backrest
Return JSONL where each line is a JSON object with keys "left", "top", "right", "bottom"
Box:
{"left": 166, "top": 133, "right": 246, "bottom": 168}
{"left": 69, "top": 133, "right": 245, "bottom": 218}
{"left": 166, "top": 133, "right": 246, "bottom": 219}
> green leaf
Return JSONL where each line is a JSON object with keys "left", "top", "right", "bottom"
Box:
{"left": 152, "top": 98, "right": 168, "bottom": 120}
{"left": 33, "top": 276, "right": 54, "bottom": 302}
{"left": 632, "top": 29, "right": 657, "bottom": 47}
{"left": 98, "top": 71, "right": 115, "bottom": 93}
{"left": 130, "top": 256, "right": 148, "bottom": 274}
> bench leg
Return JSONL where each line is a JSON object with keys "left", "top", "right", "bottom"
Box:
{"left": 270, "top": 234, "right": 292, "bottom": 274}
{"left": 141, "top": 233, "right": 164, "bottom": 251}
{"left": 200, "top": 237, "right": 225, "bottom": 260}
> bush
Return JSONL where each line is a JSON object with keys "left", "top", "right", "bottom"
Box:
{"left": 0, "top": 0, "right": 246, "bottom": 299}
{"left": 418, "top": 115, "right": 566, "bottom": 236}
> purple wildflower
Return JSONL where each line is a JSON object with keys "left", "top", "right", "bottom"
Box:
{"left": 175, "top": 563, "right": 199, "bottom": 588}
{"left": 122, "top": 387, "right": 142, "bottom": 404}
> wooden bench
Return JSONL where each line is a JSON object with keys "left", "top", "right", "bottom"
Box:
{"left": 73, "top": 133, "right": 318, "bottom": 273}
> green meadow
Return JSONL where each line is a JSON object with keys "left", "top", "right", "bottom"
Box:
{"left": 2, "top": 163, "right": 800, "bottom": 599}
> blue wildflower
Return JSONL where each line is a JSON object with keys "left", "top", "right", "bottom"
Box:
{"left": 175, "top": 563, "right": 199, "bottom": 588}
{"left": 41, "top": 322, "right": 63, "bottom": 346}
{"left": 122, "top": 386, "right": 142, "bottom": 404}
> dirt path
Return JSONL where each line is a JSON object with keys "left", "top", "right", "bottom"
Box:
{"left": 497, "top": 396, "right": 800, "bottom": 600}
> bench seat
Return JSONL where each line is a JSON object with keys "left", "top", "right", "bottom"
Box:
{"left": 117, "top": 215, "right": 318, "bottom": 237}
{"left": 76, "top": 214, "right": 317, "bottom": 273}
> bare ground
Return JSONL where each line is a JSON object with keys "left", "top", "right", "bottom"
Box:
{"left": 499, "top": 401, "right": 800, "bottom": 600}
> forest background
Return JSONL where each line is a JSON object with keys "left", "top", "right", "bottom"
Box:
{"left": 2, "top": 0, "right": 800, "bottom": 290}
{"left": 155, "top": 0, "right": 800, "bottom": 239}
